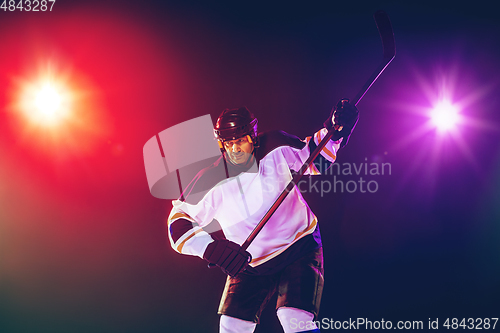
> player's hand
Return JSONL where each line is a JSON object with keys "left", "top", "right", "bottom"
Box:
{"left": 203, "top": 239, "right": 252, "bottom": 277}
{"left": 324, "top": 99, "right": 359, "bottom": 130}
{"left": 333, "top": 99, "right": 358, "bottom": 130}
{"left": 324, "top": 99, "right": 359, "bottom": 147}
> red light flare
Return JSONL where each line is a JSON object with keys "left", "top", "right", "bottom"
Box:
{"left": 18, "top": 71, "right": 69, "bottom": 127}
{"left": 6, "top": 60, "right": 110, "bottom": 158}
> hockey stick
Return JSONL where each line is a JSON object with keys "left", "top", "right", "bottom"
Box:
{"left": 241, "top": 10, "right": 395, "bottom": 251}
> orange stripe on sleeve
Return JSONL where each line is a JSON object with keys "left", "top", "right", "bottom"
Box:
{"left": 176, "top": 229, "right": 204, "bottom": 253}
{"left": 321, "top": 146, "right": 336, "bottom": 161}
{"left": 315, "top": 131, "right": 322, "bottom": 145}
{"left": 169, "top": 212, "right": 194, "bottom": 223}
{"left": 313, "top": 131, "right": 336, "bottom": 161}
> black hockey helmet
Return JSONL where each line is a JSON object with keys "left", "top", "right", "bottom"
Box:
{"left": 214, "top": 107, "right": 258, "bottom": 145}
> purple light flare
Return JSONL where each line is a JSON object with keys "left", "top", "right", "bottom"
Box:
{"left": 429, "top": 99, "right": 461, "bottom": 133}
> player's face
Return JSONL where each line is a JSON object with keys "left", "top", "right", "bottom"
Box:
{"left": 223, "top": 136, "right": 254, "bottom": 165}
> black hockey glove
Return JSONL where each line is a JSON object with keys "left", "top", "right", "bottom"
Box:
{"left": 203, "top": 239, "right": 252, "bottom": 277}
{"left": 323, "top": 99, "right": 359, "bottom": 148}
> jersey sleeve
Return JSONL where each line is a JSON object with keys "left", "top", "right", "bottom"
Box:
{"left": 286, "top": 128, "right": 342, "bottom": 175}
{"left": 166, "top": 156, "right": 231, "bottom": 258}
{"left": 167, "top": 191, "right": 219, "bottom": 258}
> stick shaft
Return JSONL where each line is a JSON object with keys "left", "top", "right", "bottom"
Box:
{"left": 241, "top": 127, "right": 340, "bottom": 250}
{"left": 241, "top": 11, "right": 395, "bottom": 251}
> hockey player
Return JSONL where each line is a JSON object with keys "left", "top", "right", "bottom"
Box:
{"left": 167, "top": 100, "right": 358, "bottom": 333}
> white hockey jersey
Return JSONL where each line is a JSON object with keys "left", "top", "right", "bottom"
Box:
{"left": 167, "top": 129, "right": 340, "bottom": 269}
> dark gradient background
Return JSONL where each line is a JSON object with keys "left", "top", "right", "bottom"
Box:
{"left": 1, "top": 1, "right": 499, "bottom": 332}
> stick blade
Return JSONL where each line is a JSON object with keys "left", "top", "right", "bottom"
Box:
{"left": 374, "top": 10, "right": 396, "bottom": 60}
